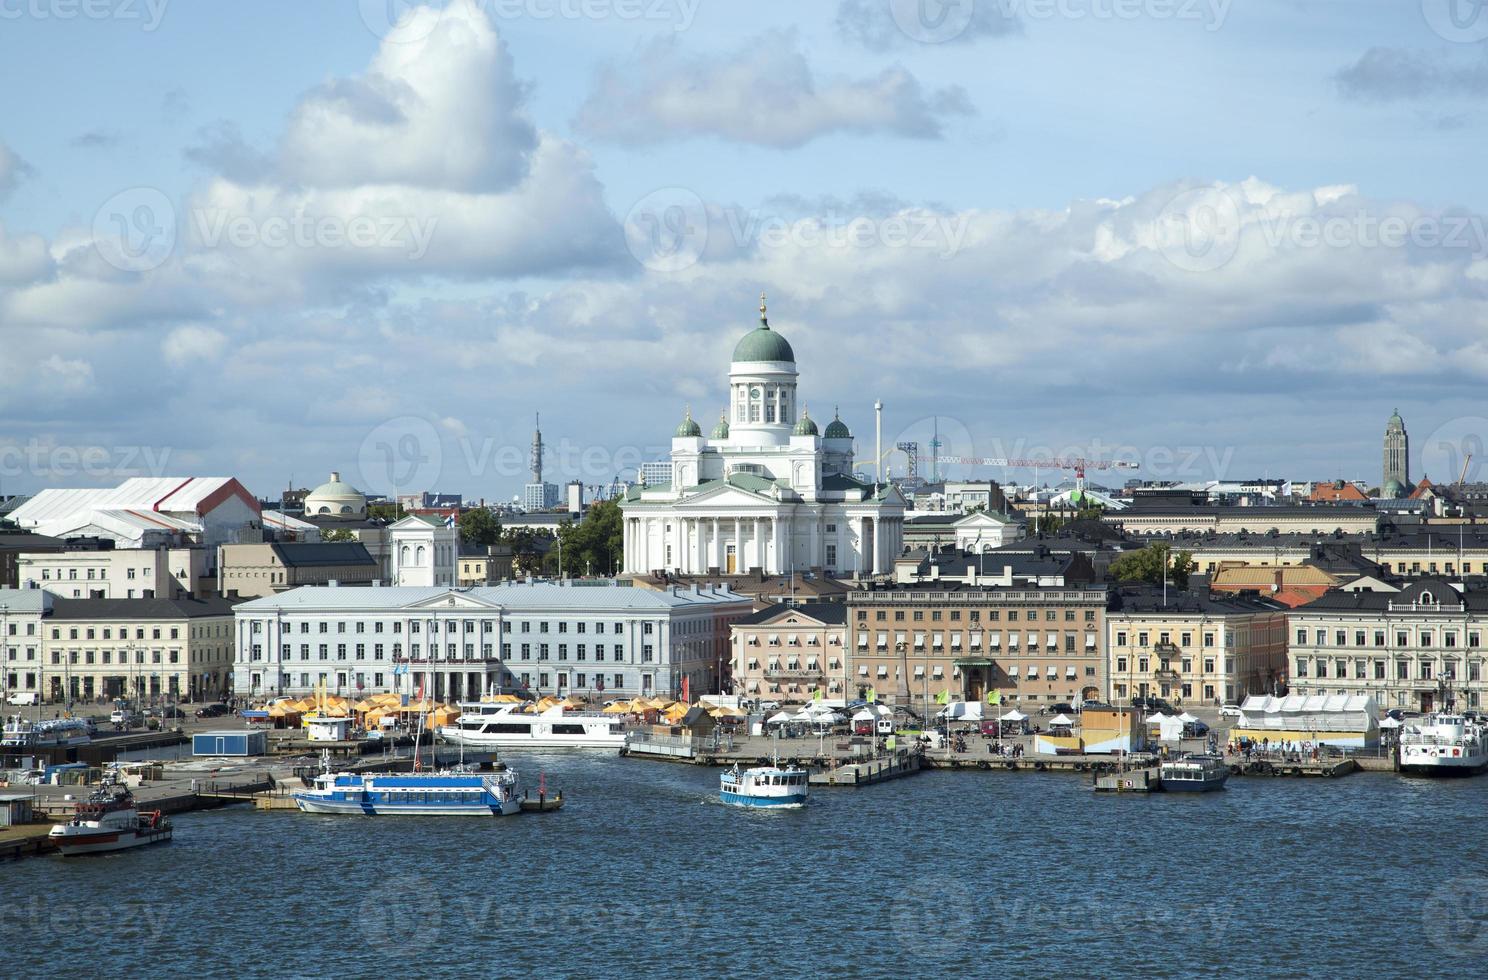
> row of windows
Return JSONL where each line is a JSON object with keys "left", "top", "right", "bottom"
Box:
{"left": 49, "top": 623, "right": 228, "bottom": 641}
{"left": 1295, "top": 657, "right": 1486, "bottom": 681}
{"left": 857, "top": 608, "right": 1098, "bottom": 623}
{"left": 1115, "top": 657, "right": 1235, "bottom": 675}
{"left": 1113, "top": 631, "right": 1220, "bottom": 648}
{"left": 1294, "top": 628, "right": 1483, "bottom": 649}
{"left": 251, "top": 619, "right": 646, "bottom": 636}
{"left": 35, "top": 566, "right": 163, "bottom": 581}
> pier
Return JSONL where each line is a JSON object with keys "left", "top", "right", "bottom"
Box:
{"left": 809, "top": 751, "right": 922, "bottom": 787}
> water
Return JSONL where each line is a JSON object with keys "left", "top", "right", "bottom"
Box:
{"left": 7, "top": 756, "right": 1488, "bottom": 977}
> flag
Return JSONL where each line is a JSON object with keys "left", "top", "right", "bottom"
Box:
{"left": 681, "top": 675, "right": 690, "bottom": 705}
{"left": 935, "top": 689, "right": 950, "bottom": 705}
{"left": 813, "top": 688, "right": 822, "bottom": 702}
{"left": 866, "top": 686, "right": 877, "bottom": 703}
{"left": 444, "top": 512, "right": 457, "bottom": 529}
{"left": 987, "top": 689, "right": 1001, "bottom": 705}
{"left": 886, "top": 735, "right": 897, "bottom": 751}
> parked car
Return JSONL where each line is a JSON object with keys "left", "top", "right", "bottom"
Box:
{"left": 756, "top": 700, "right": 781, "bottom": 713}
{"left": 1081, "top": 698, "right": 1106, "bottom": 711}
{"left": 195, "top": 703, "right": 230, "bottom": 719}
{"left": 1130, "top": 696, "right": 1178, "bottom": 714}
{"left": 1218, "top": 703, "right": 1243, "bottom": 718}
{"left": 1043, "top": 703, "right": 1077, "bottom": 716}
{"left": 5, "top": 691, "right": 39, "bottom": 706}
{"left": 157, "top": 705, "right": 184, "bottom": 719}
{"left": 1384, "top": 708, "right": 1406, "bottom": 722}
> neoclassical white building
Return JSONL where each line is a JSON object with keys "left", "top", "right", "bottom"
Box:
{"left": 621, "top": 298, "right": 906, "bottom": 577}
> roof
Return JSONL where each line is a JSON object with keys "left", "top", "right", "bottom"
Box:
{"left": 8, "top": 477, "right": 259, "bottom": 524}
{"left": 0, "top": 588, "right": 53, "bottom": 614}
{"left": 1107, "top": 587, "right": 1283, "bottom": 616}
{"left": 0, "top": 532, "right": 67, "bottom": 550}
{"left": 271, "top": 542, "right": 376, "bottom": 568}
{"left": 1291, "top": 579, "right": 1488, "bottom": 613}
{"left": 735, "top": 602, "right": 848, "bottom": 627}
{"left": 48, "top": 595, "right": 239, "bottom": 620}
{"left": 237, "top": 582, "right": 753, "bottom": 613}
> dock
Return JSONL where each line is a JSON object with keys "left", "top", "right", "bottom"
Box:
{"left": 1227, "top": 757, "right": 1357, "bottom": 778}
{"left": 1093, "top": 767, "right": 1162, "bottom": 792}
{"left": 0, "top": 823, "right": 56, "bottom": 861}
{"left": 809, "top": 751, "right": 922, "bottom": 787}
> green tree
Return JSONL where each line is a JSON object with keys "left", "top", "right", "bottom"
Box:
{"left": 458, "top": 507, "right": 502, "bottom": 547}
{"left": 321, "top": 527, "right": 355, "bottom": 543}
{"left": 1039, "top": 505, "right": 1105, "bottom": 536}
{"left": 553, "top": 500, "right": 624, "bottom": 577}
{"left": 368, "top": 502, "right": 401, "bottom": 523}
{"left": 504, "top": 527, "right": 551, "bottom": 576}
{"left": 1110, "top": 543, "right": 1193, "bottom": 588}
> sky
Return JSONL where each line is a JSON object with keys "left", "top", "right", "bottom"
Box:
{"left": 3, "top": 0, "right": 1488, "bottom": 502}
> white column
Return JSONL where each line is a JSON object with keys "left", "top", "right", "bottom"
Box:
{"left": 753, "top": 518, "right": 761, "bottom": 570}
{"left": 713, "top": 519, "right": 722, "bottom": 571}
{"left": 734, "top": 518, "right": 742, "bottom": 572}
{"left": 873, "top": 517, "right": 883, "bottom": 573}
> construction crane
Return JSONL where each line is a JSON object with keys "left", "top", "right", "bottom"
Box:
{"left": 926, "top": 454, "right": 1138, "bottom": 492}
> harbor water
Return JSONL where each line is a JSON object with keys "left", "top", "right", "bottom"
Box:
{"left": 6, "top": 754, "right": 1488, "bottom": 977}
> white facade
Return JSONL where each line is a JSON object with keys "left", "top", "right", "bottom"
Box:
{"left": 0, "top": 589, "right": 52, "bottom": 699}
{"left": 17, "top": 547, "right": 205, "bottom": 599}
{"left": 388, "top": 516, "right": 456, "bottom": 587}
{"left": 232, "top": 582, "right": 753, "bottom": 701}
{"left": 621, "top": 299, "right": 905, "bottom": 577}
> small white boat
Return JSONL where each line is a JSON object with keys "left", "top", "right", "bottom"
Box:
{"left": 1400, "top": 713, "right": 1488, "bottom": 775}
{"left": 719, "top": 764, "right": 809, "bottom": 809}
{"left": 439, "top": 702, "right": 626, "bottom": 749}
{"left": 49, "top": 784, "right": 172, "bottom": 855}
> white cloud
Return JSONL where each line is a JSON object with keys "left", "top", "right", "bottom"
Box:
{"left": 162, "top": 325, "right": 227, "bottom": 367}
{"left": 279, "top": 0, "right": 537, "bottom": 192}
{"left": 573, "top": 31, "right": 973, "bottom": 148}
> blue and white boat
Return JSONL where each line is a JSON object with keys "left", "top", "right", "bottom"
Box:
{"left": 719, "top": 764, "right": 809, "bottom": 809}
{"left": 293, "top": 758, "right": 522, "bottom": 816}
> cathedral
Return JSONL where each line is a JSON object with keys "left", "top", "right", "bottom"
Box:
{"left": 621, "top": 297, "right": 906, "bottom": 577}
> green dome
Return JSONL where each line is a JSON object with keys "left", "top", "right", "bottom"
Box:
{"left": 1382, "top": 478, "right": 1407, "bottom": 499}
{"left": 710, "top": 411, "right": 730, "bottom": 440}
{"left": 675, "top": 407, "right": 702, "bottom": 438}
{"left": 793, "top": 408, "right": 819, "bottom": 437}
{"left": 824, "top": 409, "right": 850, "bottom": 440}
{"left": 732, "top": 292, "right": 795, "bottom": 363}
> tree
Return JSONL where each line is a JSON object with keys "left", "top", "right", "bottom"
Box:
{"left": 458, "top": 507, "right": 502, "bottom": 547}
{"left": 321, "top": 527, "right": 355, "bottom": 543}
{"left": 1039, "top": 505, "right": 1105, "bottom": 536}
{"left": 553, "top": 500, "right": 624, "bottom": 577}
{"left": 1110, "top": 543, "right": 1193, "bottom": 588}
{"left": 368, "top": 502, "right": 400, "bottom": 523}
{"left": 503, "top": 527, "right": 551, "bottom": 576}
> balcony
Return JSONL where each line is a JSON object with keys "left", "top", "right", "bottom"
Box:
{"left": 1154, "top": 668, "right": 1180, "bottom": 682}
{"left": 763, "top": 669, "right": 826, "bottom": 682}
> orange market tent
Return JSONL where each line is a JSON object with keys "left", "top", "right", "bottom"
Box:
{"left": 602, "top": 700, "right": 634, "bottom": 714}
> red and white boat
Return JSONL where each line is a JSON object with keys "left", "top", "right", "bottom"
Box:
{"left": 48, "top": 784, "right": 172, "bottom": 855}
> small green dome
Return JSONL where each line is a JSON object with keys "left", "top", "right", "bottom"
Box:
{"left": 824, "top": 409, "right": 850, "bottom": 440}
{"left": 732, "top": 292, "right": 795, "bottom": 363}
{"left": 710, "top": 411, "right": 730, "bottom": 440}
{"left": 793, "top": 408, "right": 818, "bottom": 437}
{"left": 675, "top": 407, "right": 702, "bottom": 438}
{"left": 1382, "top": 478, "right": 1407, "bottom": 498}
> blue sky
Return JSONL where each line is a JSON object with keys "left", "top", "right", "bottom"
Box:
{"left": 2, "top": 0, "right": 1487, "bottom": 501}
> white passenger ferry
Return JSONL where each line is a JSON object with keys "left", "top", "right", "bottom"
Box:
{"left": 1400, "top": 713, "right": 1488, "bottom": 775}
{"left": 719, "top": 764, "right": 809, "bottom": 809}
{"left": 2, "top": 715, "right": 93, "bottom": 750}
{"left": 439, "top": 703, "right": 627, "bottom": 749}
{"left": 293, "top": 764, "right": 522, "bottom": 816}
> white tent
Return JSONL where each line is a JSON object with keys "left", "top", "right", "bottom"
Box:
{"left": 936, "top": 701, "right": 984, "bottom": 721}
{"left": 797, "top": 709, "right": 843, "bottom": 726}
{"left": 1177, "top": 711, "right": 1199, "bottom": 723}
{"left": 1001, "top": 710, "right": 1028, "bottom": 722}
{"left": 1048, "top": 713, "right": 1074, "bottom": 726}
{"left": 1145, "top": 712, "right": 1169, "bottom": 724}
{"left": 1378, "top": 717, "right": 1403, "bottom": 729}
{"left": 1157, "top": 716, "right": 1187, "bottom": 742}
{"left": 1237, "top": 693, "right": 1380, "bottom": 747}
{"left": 766, "top": 711, "right": 795, "bottom": 726}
